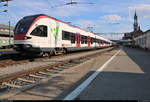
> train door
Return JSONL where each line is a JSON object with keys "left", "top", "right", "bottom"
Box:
{"left": 76, "top": 33, "right": 80, "bottom": 47}
{"left": 88, "top": 36, "right": 90, "bottom": 47}
{"left": 99, "top": 40, "right": 101, "bottom": 47}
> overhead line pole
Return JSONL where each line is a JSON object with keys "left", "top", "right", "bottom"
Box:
{"left": 5, "top": 0, "right": 11, "bottom": 48}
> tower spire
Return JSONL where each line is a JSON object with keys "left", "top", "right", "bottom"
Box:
{"left": 133, "top": 10, "right": 138, "bottom": 31}
{"left": 134, "top": 10, "right": 137, "bottom": 20}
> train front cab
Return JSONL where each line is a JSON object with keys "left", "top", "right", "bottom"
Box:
{"left": 14, "top": 16, "right": 51, "bottom": 54}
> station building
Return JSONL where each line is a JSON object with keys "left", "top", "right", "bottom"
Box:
{"left": 0, "top": 24, "right": 14, "bottom": 48}
{"left": 0, "top": 24, "right": 14, "bottom": 37}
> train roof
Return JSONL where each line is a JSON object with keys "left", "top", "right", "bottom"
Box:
{"left": 22, "top": 14, "right": 112, "bottom": 43}
{"left": 23, "top": 14, "right": 94, "bottom": 33}
{"left": 23, "top": 14, "right": 47, "bottom": 19}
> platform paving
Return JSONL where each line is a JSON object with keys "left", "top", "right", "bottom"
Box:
{"left": 78, "top": 46, "right": 150, "bottom": 100}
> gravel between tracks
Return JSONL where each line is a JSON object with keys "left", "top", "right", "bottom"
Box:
{"left": 0, "top": 48, "right": 112, "bottom": 79}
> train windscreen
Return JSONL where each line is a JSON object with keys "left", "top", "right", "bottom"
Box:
{"left": 14, "top": 17, "right": 35, "bottom": 34}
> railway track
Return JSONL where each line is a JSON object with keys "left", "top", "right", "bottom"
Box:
{"left": 0, "top": 53, "right": 50, "bottom": 68}
{"left": 0, "top": 50, "right": 83, "bottom": 67}
{"left": 0, "top": 47, "right": 116, "bottom": 99}
{"left": 0, "top": 48, "right": 113, "bottom": 68}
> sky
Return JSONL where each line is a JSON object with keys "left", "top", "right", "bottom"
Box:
{"left": 0, "top": 0, "right": 150, "bottom": 40}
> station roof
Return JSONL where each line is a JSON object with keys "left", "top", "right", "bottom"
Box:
{"left": 0, "top": 30, "right": 14, "bottom": 36}
{"left": 0, "top": 24, "right": 14, "bottom": 30}
{"left": 144, "top": 29, "right": 150, "bottom": 34}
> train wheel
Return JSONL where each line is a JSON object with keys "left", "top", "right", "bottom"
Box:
{"left": 40, "top": 52, "right": 48, "bottom": 57}
{"left": 53, "top": 48, "right": 65, "bottom": 56}
{"left": 53, "top": 49, "right": 59, "bottom": 56}
{"left": 62, "top": 48, "right": 67, "bottom": 54}
{"left": 48, "top": 50, "right": 53, "bottom": 58}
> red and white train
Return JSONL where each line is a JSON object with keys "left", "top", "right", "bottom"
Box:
{"left": 14, "top": 14, "right": 112, "bottom": 56}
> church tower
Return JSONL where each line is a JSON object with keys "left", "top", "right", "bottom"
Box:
{"left": 133, "top": 10, "right": 138, "bottom": 31}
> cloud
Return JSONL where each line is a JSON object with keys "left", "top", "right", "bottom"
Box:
{"left": 101, "top": 14, "right": 122, "bottom": 23}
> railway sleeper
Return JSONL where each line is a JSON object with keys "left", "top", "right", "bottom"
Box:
{"left": 38, "top": 71, "right": 53, "bottom": 76}
{"left": 46, "top": 69, "right": 60, "bottom": 73}
{"left": 21, "top": 76, "right": 39, "bottom": 81}
{"left": 29, "top": 74, "right": 46, "bottom": 79}
{"left": 64, "top": 63, "right": 77, "bottom": 67}
{"left": 52, "top": 67, "right": 64, "bottom": 71}
{"left": 2, "top": 82, "right": 22, "bottom": 88}
{"left": 57, "top": 65, "right": 69, "bottom": 69}
{"left": 17, "top": 78, "right": 35, "bottom": 83}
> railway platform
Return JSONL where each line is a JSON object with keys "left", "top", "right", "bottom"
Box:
{"left": 73, "top": 46, "right": 150, "bottom": 100}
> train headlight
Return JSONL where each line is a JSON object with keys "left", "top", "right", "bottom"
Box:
{"left": 23, "top": 44, "right": 32, "bottom": 49}
{"left": 24, "top": 36, "right": 32, "bottom": 40}
{"left": 24, "top": 37, "right": 27, "bottom": 40}
{"left": 13, "top": 45, "right": 18, "bottom": 49}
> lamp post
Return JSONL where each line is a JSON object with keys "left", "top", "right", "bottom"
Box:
{"left": 5, "top": 1, "right": 11, "bottom": 48}
{"left": 8, "top": 20, "right": 11, "bottom": 48}
{"left": 4, "top": 1, "right": 11, "bottom": 48}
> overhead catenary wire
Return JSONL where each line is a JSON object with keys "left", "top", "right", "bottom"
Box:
{"left": 51, "top": 0, "right": 94, "bottom": 8}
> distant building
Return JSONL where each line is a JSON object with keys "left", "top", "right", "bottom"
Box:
{"left": 0, "top": 24, "right": 14, "bottom": 37}
{"left": 122, "top": 32, "right": 132, "bottom": 40}
{"left": 123, "top": 11, "right": 143, "bottom": 40}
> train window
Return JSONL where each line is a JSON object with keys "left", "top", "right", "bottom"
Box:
{"left": 93, "top": 38, "right": 95, "bottom": 43}
{"left": 83, "top": 36, "right": 86, "bottom": 44}
{"left": 100, "top": 40, "right": 103, "bottom": 44}
{"left": 85, "top": 36, "right": 87, "bottom": 44}
{"left": 31, "top": 25, "right": 47, "bottom": 37}
{"left": 93, "top": 38, "right": 96, "bottom": 43}
{"left": 81, "top": 35, "right": 84, "bottom": 44}
{"left": 14, "top": 17, "right": 35, "bottom": 34}
{"left": 97, "top": 39, "right": 99, "bottom": 43}
{"left": 71, "top": 33, "right": 75, "bottom": 43}
{"left": 62, "top": 30, "right": 70, "bottom": 40}
{"left": 91, "top": 37, "right": 94, "bottom": 44}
